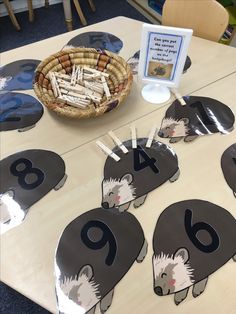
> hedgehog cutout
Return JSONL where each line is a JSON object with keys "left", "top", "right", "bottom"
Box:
{"left": 55, "top": 207, "right": 148, "bottom": 314}
{"left": 221, "top": 143, "right": 236, "bottom": 198}
{"left": 158, "top": 94, "right": 235, "bottom": 143}
{"left": 97, "top": 126, "right": 180, "bottom": 212}
{"left": 0, "top": 59, "right": 40, "bottom": 91}
{"left": 0, "top": 92, "right": 44, "bottom": 132}
{"left": 152, "top": 200, "right": 236, "bottom": 305}
{"left": 0, "top": 149, "right": 67, "bottom": 234}
{"left": 62, "top": 31, "right": 123, "bottom": 54}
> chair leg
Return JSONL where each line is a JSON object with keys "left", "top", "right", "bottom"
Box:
{"left": 87, "top": 0, "right": 96, "bottom": 12}
{"left": 62, "top": 0, "right": 73, "bottom": 31}
{"left": 27, "top": 0, "right": 34, "bottom": 22}
{"left": 3, "top": 0, "right": 21, "bottom": 31}
{"left": 65, "top": 19, "right": 73, "bottom": 31}
{"left": 73, "top": 0, "right": 87, "bottom": 26}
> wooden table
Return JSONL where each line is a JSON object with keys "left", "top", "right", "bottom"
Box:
{"left": 1, "top": 17, "right": 236, "bottom": 314}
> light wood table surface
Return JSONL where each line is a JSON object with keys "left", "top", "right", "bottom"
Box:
{"left": 1, "top": 16, "right": 236, "bottom": 314}
{"left": 1, "top": 16, "right": 236, "bottom": 159}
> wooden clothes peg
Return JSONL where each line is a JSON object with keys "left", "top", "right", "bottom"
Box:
{"left": 130, "top": 125, "right": 137, "bottom": 149}
{"left": 96, "top": 141, "right": 121, "bottom": 162}
{"left": 146, "top": 125, "right": 157, "bottom": 148}
{"left": 172, "top": 89, "right": 186, "bottom": 106}
{"left": 108, "top": 131, "right": 128, "bottom": 154}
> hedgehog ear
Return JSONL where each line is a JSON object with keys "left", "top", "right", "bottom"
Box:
{"left": 174, "top": 248, "right": 189, "bottom": 264}
{"left": 179, "top": 118, "right": 189, "bottom": 126}
{"left": 78, "top": 265, "right": 94, "bottom": 281}
{"left": 120, "top": 173, "right": 133, "bottom": 184}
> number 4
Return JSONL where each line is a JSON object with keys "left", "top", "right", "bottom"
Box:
{"left": 133, "top": 146, "right": 159, "bottom": 174}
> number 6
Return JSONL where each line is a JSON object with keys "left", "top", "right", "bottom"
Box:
{"left": 184, "top": 209, "right": 220, "bottom": 253}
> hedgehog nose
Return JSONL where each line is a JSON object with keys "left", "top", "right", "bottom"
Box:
{"left": 102, "top": 202, "right": 109, "bottom": 209}
{"left": 158, "top": 131, "right": 164, "bottom": 137}
{"left": 154, "top": 286, "right": 163, "bottom": 296}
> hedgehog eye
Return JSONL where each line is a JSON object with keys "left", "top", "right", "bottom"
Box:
{"left": 109, "top": 192, "right": 114, "bottom": 196}
{"left": 161, "top": 273, "right": 167, "bottom": 278}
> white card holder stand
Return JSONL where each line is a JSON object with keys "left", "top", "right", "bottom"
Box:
{"left": 138, "top": 24, "right": 193, "bottom": 105}
{"left": 141, "top": 84, "right": 171, "bottom": 104}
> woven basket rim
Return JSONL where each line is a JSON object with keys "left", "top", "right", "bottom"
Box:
{"left": 33, "top": 48, "right": 133, "bottom": 119}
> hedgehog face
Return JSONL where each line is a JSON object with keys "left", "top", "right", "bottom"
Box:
{"left": 101, "top": 174, "right": 135, "bottom": 209}
{"left": 158, "top": 118, "right": 189, "bottom": 138}
{"left": 58, "top": 265, "right": 100, "bottom": 313}
{"left": 153, "top": 248, "right": 194, "bottom": 296}
{"left": 0, "top": 190, "right": 25, "bottom": 234}
{"left": 0, "top": 192, "right": 12, "bottom": 224}
{"left": 158, "top": 121, "right": 178, "bottom": 138}
{"left": 0, "top": 76, "right": 12, "bottom": 90}
{"left": 128, "top": 58, "right": 139, "bottom": 75}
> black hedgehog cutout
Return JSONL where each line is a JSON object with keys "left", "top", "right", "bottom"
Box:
{"left": 0, "top": 150, "right": 67, "bottom": 234}
{"left": 63, "top": 32, "right": 123, "bottom": 54}
{"left": 99, "top": 127, "right": 180, "bottom": 211}
{"left": 221, "top": 143, "right": 236, "bottom": 198}
{"left": 152, "top": 200, "right": 236, "bottom": 305}
{"left": 158, "top": 95, "right": 235, "bottom": 143}
{"left": 55, "top": 207, "right": 148, "bottom": 314}
{"left": 0, "top": 59, "right": 41, "bottom": 91}
{"left": 0, "top": 92, "right": 44, "bottom": 132}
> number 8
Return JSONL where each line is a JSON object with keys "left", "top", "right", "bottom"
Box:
{"left": 10, "top": 158, "right": 44, "bottom": 190}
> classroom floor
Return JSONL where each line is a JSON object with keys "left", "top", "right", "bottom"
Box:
{"left": 0, "top": 0, "right": 149, "bottom": 52}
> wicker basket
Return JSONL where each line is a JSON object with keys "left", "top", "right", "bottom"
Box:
{"left": 33, "top": 48, "right": 133, "bottom": 119}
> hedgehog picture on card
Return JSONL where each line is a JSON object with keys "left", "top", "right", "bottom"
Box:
{"left": 127, "top": 51, "right": 191, "bottom": 76}
{"left": 101, "top": 137, "right": 179, "bottom": 211}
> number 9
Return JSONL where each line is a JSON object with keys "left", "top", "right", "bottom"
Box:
{"left": 81, "top": 220, "right": 117, "bottom": 266}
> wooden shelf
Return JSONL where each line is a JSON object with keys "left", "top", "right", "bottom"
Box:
{"left": 127, "top": 0, "right": 162, "bottom": 24}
